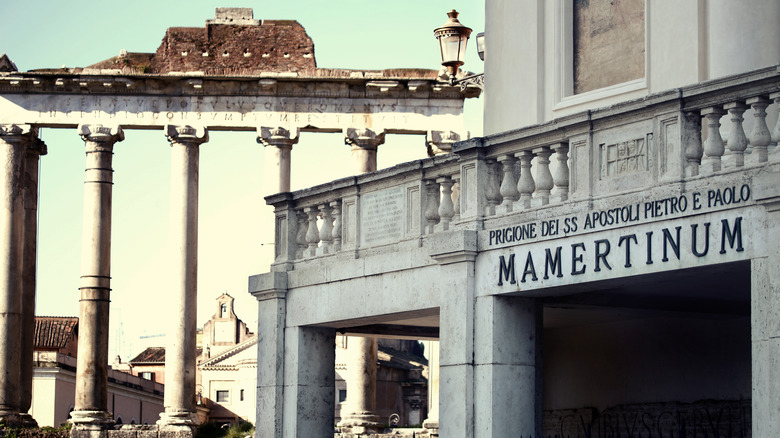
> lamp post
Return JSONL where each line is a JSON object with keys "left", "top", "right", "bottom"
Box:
{"left": 434, "top": 9, "right": 484, "bottom": 90}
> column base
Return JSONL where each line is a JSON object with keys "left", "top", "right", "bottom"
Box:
{"left": 0, "top": 410, "right": 22, "bottom": 428}
{"left": 70, "top": 410, "right": 114, "bottom": 430}
{"left": 157, "top": 410, "right": 200, "bottom": 428}
{"left": 337, "top": 412, "right": 380, "bottom": 434}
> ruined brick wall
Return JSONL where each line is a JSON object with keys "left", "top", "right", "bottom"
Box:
{"left": 151, "top": 20, "right": 316, "bottom": 75}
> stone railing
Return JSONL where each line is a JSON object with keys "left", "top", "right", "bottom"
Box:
{"left": 267, "top": 65, "right": 780, "bottom": 267}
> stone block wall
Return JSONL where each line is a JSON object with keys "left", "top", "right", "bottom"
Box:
{"left": 151, "top": 20, "right": 316, "bottom": 75}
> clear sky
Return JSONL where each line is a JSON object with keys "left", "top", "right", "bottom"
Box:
{"left": 0, "top": 0, "right": 484, "bottom": 361}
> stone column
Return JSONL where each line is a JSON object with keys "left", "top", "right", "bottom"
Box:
{"left": 258, "top": 127, "right": 298, "bottom": 194}
{"left": 422, "top": 341, "right": 440, "bottom": 436}
{"left": 20, "top": 135, "right": 46, "bottom": 427}
{"left": 0, "top": 124, "right": 33, "bottom": 426}
{"left": 345, "top": 128, "right": 385, "bottom": 174}
{"left": 71, "top": 124, "right": 124, "bottom": 429}
{"left": 337, "top": 336, "right": 380, "bottom": 434}
{"left": 158, "top": 125, "right": 208, "bottom": 428}
{"left": 339, "top": 129, "right": 384, "bottom": 433}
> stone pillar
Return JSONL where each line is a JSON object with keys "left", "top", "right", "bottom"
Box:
{"left": 20, "top": 135, "right": 46, "bottom": 427}
{"left": 158, "top": 125, "right": 208, "bottom": 428}
{"left": 71, "top": 124, "right": 124, "bottom": 429}
{"left": 752, "top": 173, "right": 780, "bottom": 437}
{"left": 258, "top": 127, "right": 298, "bottom": 194}
{"left": 0, "top": 124, "right": 33, "bottom": 426}
{"left": 338, "top": 336, "right": 380, "bottom": 434}
{"left": 422, "top": 341, "right": 440, "bottom": 436}
{"left": 429, "top": 230, "right": 477, "bottom": 438}
{"left": 474, "top": 296, "right": 542, "bottom": 437}
{"left": 345, "top": 128, "right": 385, "bottom": 173}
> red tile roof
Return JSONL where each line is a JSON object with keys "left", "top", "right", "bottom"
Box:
{"left": 130, "top": 346, "right": 203, "bottom": 364}
{"left": 34, "top": 317, "right": 78, "bottom": 350}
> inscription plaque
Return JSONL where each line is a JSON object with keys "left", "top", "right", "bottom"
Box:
{"left": 360, "top": 186, "right": 404, "bottom": 247}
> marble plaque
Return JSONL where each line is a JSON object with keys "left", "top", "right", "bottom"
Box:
{"left": 360, "top": 186, "right": 404, "bottom": 247}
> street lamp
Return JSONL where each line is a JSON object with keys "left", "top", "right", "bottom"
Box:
{"left": 434, "top": 10, "right": 484, "bottom": 90}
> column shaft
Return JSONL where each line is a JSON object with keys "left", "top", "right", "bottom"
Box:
{"left": 338, "top": 336, "right": 380, "bottom": 432}
{"left": 423, "top": 341, "right": 440, "bottom": 434}
{"left": 258, "top": 127, "right": 298, "bottom": 194}
{"left": 0, "top": 126, "right": 29, "bottom": 425}
{"left": 159, "top": 125, "right": 207, "bottom": 427}
{"left": 20, "top": 138, "right": 45, "bottom": 426}
{"left": 72, "top": 124, "right": 123, "bottom": 428}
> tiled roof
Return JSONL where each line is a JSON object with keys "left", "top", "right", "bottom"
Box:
{"left": 130, "top": 347, "right": 166, "bottom": 363}
{"left": 34, "top": 317, "right": 78, "bottom": 349}
{"left": 130, "top": 346, "right": 203, "bottom": 364}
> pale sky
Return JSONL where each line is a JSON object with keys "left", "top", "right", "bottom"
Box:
{"left": 0, "top": 0, "right": 484, "bottom": 360}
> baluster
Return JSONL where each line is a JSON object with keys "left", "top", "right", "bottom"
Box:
{"left": 304, "top": 206, "right": 320, "bottom": 257}
{"left": 330, "top": 200, "right": 342, "bottom": 252}
{"left": 318, "top": 204, "right": 333, "bottom": 254}
{"left": 424, "top": 180, "right": 441, "bottom": 234}
{"left": 550, "top": 143, "right": 570, "bottom": 203}
{"left": 437, "top": 176, "right": 455, "bottom": 231}
{"left": 771, "top": 92, "right": 780, "bottom": 155}
{"left": 484, "top": 159, "right": 500, "bottom": 216}
{"left": 452, "top": 175, "right": 461, "bottom": 222}
{"left": 701, "top": 107, "right": 726, "bottom": 173}
{"left": 496, "top": 154, "right": 519, "bottom": 212}
{"left": 683, "top": 112, "right": 703, "bottom": 177}
{"left": 723, "top": 102, "right": 748, "bottom": 168}
{"left": 747, "top": 96, "right": 772, "bottom": 163}
{"left": 515, "top": 151, "right": 535, "bottom": 209}
{"left": 295, "top": 209, "right": 308, "bottom": 259}
{"left": 532, "top": 146, "right": 553, "bottom": 206}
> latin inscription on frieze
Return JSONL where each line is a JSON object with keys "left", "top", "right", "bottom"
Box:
{"left": 0, "top": 94, "right": 460, "bottom": 131}
{"left": 360, "top": 186, "right": 404, "bottom": 247}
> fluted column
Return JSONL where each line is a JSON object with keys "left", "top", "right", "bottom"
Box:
{"left": 337, "top": 336, "right": 380, "bottom": 434}
{"left": 71, "top": 124, "right": 124, "bottom": 429}
{"left": 345, "top": 128, "right": 385, "bottom": 173}
{"left": 0, "top": 125, "right": 33, "bottom": 426}
{"left": 158, "top": 125, "right": 208, "bottom": 428}
{"left": 20, "top": 135, "right": 46, "bottom": 427}
{"left": 258, "top": 127, "right": 298, "bottom": 194}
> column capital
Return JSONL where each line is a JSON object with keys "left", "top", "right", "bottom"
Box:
{"left": 165, "top": 124, "right": 208, "bottom": 145}
{"left": 78, "top": 124, "right": 124, "bottom": 144}
{"left": 258, "top": 126, "right": 299, "bottom": 149}
{"left": 426, "top": 130, "right": 462, "bottom": 156}
{"left": 0, "top": 124, "right": 36, "bottom": 138}
{"left": 344, "top": 128, "right": 386, "bottom": 150}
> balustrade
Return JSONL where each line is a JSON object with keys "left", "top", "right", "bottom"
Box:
{"left": 267, "top": 69, "right": 780, "bottom": 265}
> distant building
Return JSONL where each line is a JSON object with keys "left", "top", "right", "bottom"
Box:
{"left": 31, "top": 317, "right": 165, "bottom": 427}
